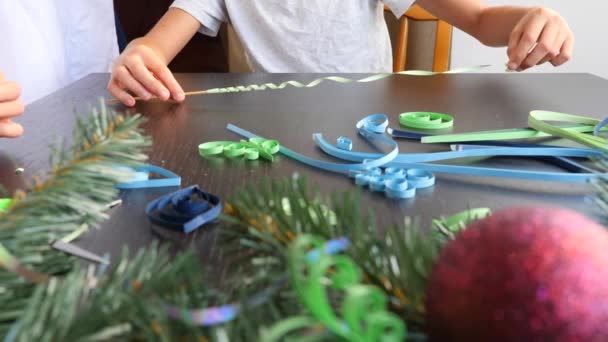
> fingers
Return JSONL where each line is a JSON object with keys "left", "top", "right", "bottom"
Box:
{"left": 145, "top": 57, "right": 185, "bottom": 102}
{"left": 107, "top": 77, "right": 136, "bottom": 107}
{"left": 507, "top": 12, "right": 546, "bottom": 70}
{"left": 507, "top": 8, "right": 573, "bottom": 71}
{"left": 0, "top": 79, "right": 25, "bottom": 138}
{"left": 0, "top": 98, "right": 24, "bottom": 120}
{"left": 520, "top": 25, "right": 560, "bottom": 70}
{"left": 0, "top": 81, "right": 21, "bottom": 102}
{"left": 108, "top": 42, "right": 185, "bottom": 106}
{"left": 551, "top": 34, "right": 574, "bottom": 66}
{"left": 0, "top": 119, "right": 24, "bottom": 138}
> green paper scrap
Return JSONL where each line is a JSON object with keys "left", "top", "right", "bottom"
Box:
{"left": 399, "top": 112, "right": 454, "bottom": 130}
{"left": 198, "top": 138, "right": 280, "bottom": 161}
{"left": 529, "top": 110, "right": 608, "bottom": 151}
{"left": 422, "top": 110, "right": 608, "bottom": 148}
{"left": 204, "top": 65, "right": 489, "bottom": 95}
{"left": 0, "top": 198, "right": 13, "bottom": 213}
{"left": 272, "top": 234, "right": 406, "bottom": 342}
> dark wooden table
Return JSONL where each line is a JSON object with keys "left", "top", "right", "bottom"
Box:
{"left": 1, "top": 72, "right": 607, "bottom": 261}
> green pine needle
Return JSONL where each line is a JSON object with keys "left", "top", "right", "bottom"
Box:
{"left": 0, "top": 102, "right": 150, "bottom": 334}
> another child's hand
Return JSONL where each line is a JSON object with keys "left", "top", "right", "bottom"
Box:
{"left": 507, "top": 7, "right": 574, "bottom": 71}
{"left": 0, "top": 75, "right": 24, "bottom": 138}
{"left": 107, "top": 38, "right": 185, "bottom": 106}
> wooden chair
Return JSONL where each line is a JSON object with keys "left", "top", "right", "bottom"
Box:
{"left": 385, "top": 5, "right": 453, "bottom": 73}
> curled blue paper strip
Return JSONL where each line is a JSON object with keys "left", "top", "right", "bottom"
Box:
{"left": 314, "top": 132, "right": 601, "bottom": 183}
{"left": 146, "top": 185, "right": 222, "bottom": 233}
{"left": 227, "top": 114, "right": 399, "bottom": 174}
{"left": 116, "top": 165, "right": 181, "bottom": 189}
{"left": 351, "top": 167, "right": 434, "bottom": 199}
{"left": 229, "top": 113, "right": 604, "bottom": 187}
{"left": 336, "top": 136, "right": 353, "bottom": 151}
{"left": 594, "top": 117, "right": 608, "bottom": 137}
{"left": 165, "top": 237, "right": 350, "bottom": 327}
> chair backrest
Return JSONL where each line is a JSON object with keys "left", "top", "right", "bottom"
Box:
{"left": 386, "top": 5, "right": 453, "bottom": 72}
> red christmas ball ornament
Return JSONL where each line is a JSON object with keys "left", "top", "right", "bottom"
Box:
{"left": 426, "top": 207, "right": 608, "bottom": 341}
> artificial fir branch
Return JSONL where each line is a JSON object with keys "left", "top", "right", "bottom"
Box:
{"left": 591, "top": 155, "right": 608, "bottom": 220}
{"left": 220, "top": 177, "right": 443, "bottom": 330}
{"left": 0, "top": 102, "right": 150, "bottom": 334}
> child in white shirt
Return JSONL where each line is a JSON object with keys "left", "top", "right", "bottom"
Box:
{"left": 108, "top": 0, "right": 574, "bottom": 107}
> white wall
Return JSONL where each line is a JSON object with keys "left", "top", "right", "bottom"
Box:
{"left": 451, "top": 1, "right": 608, "bottom": 79}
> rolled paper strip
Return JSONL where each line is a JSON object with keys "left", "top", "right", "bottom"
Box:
{"left": 146, "top": 185, "right": 222, "bottom": 233}
{"left": 0, "top": 198, "right": 13, "bottom": 213}
{"left": 203, "top": 66, "right": 488, "bottom": 95}
{"left": 384, "top": 167, "right": 406, "bottom": 178}
{"left": 337, "top": 136, "right": 353, "bottom": 151}
{"left": 399, "top": 112, "right": 454, "bottom": 130}
{"left": 199, "top": 138, "right": 280, "bottom": 161}
{"left": 386, "top": 177, "right": 408, "bottom": 191}
{"left": 423, "top": 110, "right": 608, "bottom": 145}
{"left": 222, "top": 142, "right": 246, "bottom": 158}
{"left": 198, "top": 141, "right": 229, "bottom": 156}
{"left": 406, "top": 169, "right": 436, "bottom": 188}
{"left": 355, "top": 173, "right": 370, "bottom": 186}
{"left": 116, "top": 165, "right": 181, "bottom": 189}
{"left": 369, "top": 176, "right": 386, "bottom": 192}
{"left": 593, "top": 117, "right": 608, "bottom": 137}
{"left": 367, "top": 167, "right": 383, "bottom": 176}
{"left": 165, "top": 237, "right": 350, "bottom": 327}
{"left": 227, "top": 114, "right": 399, "bottom": 174}
{"left": 385, "top": 180, "right": 416, "bottom": 199}
{"left": 313, "top": 126, "right": 601, "bottom": 183}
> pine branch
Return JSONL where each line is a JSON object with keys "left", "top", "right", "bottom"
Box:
{"left": 591, "top": 155, "right": 608, "bottom": 221}
{"left": 0, "top": 102, "right": 150, "bottom": 334}
{"left": 220, "top": 177, "right": 442, "bottom": 330}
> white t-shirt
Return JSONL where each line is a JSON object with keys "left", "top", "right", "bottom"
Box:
{"left": 0, "top": 1, "right": 118, "bottom": 104}
{"left": 171, "top": 0, "right": 414, "bottom": 73}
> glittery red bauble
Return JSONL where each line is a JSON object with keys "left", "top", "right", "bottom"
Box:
{"left": 426, "top": 207, "right": 608, "bottom": 341}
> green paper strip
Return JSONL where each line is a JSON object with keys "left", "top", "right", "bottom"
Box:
{"left": 205, "top": 65, "right": 489, "bottom": 95}
{"left": 529, "top": 110, "right": 608, "bottom": 151}
{"left": 422, "top": 111, "right": 608, "bottom": 147}
{"left": 0, "top": 198, "right": 12, "bottom": 213}
{"left": 399, "top": 112, "right": 454, "bottom": 130}
{"left": 288, "top": 234, "right": 406, "bottom": 342}
{"left": 198, "top": 138, "right": 280, "bottom": 161}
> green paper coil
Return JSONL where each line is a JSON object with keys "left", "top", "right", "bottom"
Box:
{"left": 399, "top": 112, "right": 454, "bottom": 130}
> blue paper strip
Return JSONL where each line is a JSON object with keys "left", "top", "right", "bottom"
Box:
{"left": 116, "top": 165, "right": 181, "bottom": 189}
{"left": 146, "top": 185, "right": 222, "bottom": 233}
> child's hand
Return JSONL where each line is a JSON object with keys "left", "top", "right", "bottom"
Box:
{"left": 507, "top": 7, "right": 574, "bottom": 71}
{"left": 0, "top": 75, "right": 24, "bottom": 138}
{"left": 107, "top": 38, "right": 185, "bottom": 107}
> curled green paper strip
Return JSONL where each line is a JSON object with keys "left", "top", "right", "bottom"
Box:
{"left": 528, "top": 110, "right": 608, "bottom": 151}
{"left": 400, "top": 112, "right": 454, "bottom": 130}
{"left": 204, "top": 65, "right": 489, "bottom": 95}
{"left": 0, "top": 198, "right": 13, "bottom": 213}
{"left": 198, "top": 138, "right": 280, "bottom": 161}
{"left": 422, "top": 110, "right": 608, "bottom": 147}
{"left": 285, "top": 234, "right": 406, "bottom": 342}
